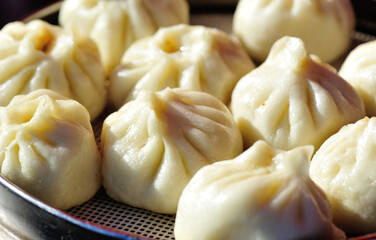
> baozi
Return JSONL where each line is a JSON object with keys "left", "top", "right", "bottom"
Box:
{"left": 0, "top": 89, "right": 102, "bottom": 210}
{"left": 108, "top": 24, "right": 255, "bottom": 109}
{"left": 59, "top": 0, "right": 189, "bottom": 74}
{"left": 310, "top": 117, "right": 376, "bottom": 234}
{"left": 0, "top": 20, "right": 107, "bottom": 120}
{"left": 175, "top": 141, "right": 345, "bottom": 240}
{"left": 233, "top": 0, "right": 355, "bottom": 63}
{"left": 339, "top": 40, "right": 376, "bottom": 117}
{"left": 231, "top": 36, "right": 365, "bottom": 151}
{"left": 101, "top": 88, "right": 243, "bottom": 214}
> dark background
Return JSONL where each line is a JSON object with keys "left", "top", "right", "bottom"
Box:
{"left": 0, "top": 0, "right": 376, "bottom": 36}
{"left": 0, "top": 0, "right": 58, "bottom": 28}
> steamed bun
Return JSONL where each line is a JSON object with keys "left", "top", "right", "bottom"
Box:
{"left": 59, "top": 0, "right": 189, "bottom": 74}
{"left": 109, "top": 24, "right": 255, "bottom": 109}
{"left": 175, "top": 141, "right": 345, "bottom": 240}
{"left": 310, "top": 117, "right": 376, "bottom": 234}
{"left": 101, "top": 88, "right": 243, "bottom": 214}
{"left": 339, "top": 40, "right": 376, "bottom": 116}
{"left": 0, "top": 89, "right": 102, "bottom": 210}
{"left": 230, "top": 36, "right": 365, "bottom": 151}
{"left": 0, "top": 20, "right": 107, "bottom": 120}
{"left": 233, "top": 0, "right": 355, "bottom": 62}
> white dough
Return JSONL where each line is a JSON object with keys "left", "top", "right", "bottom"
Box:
{"left": 230, "top": 36, "right": 365, "bottom": 151}
{"left": 109, "top": 24, "right": 255, "bottom": 109}
{"left": 310, "top": 117, "right": 376, "bottom": 234}
{"left": 340, "top": 40, "right": 376, "bottom": 117}
{"left": 233, "top": 0, "right": 355, "bottom": 63}
{"left": 0, "top": 89, "right": 102, "bottom": 210}
{"left": 175, "top": 141, "right": 345, "bottom": 240}
{"left": 0, "top": 20, "right": 107, "bottom": 120}
{"left": 101, "top": 88, "right": 243, "bottom": 214}
{"left": 59, "top": 0, "right": 189, "bottom": 74}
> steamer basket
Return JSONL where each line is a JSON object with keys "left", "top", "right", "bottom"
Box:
{"left": 0, "top": 1, "right": 376, "bottom": 239}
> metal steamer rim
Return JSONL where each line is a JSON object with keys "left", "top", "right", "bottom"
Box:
{"left": 0, "top": 1, "right": 375, "bottom": 240}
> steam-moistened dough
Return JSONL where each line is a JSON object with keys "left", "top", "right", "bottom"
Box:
{"left": 233, "top": 0, "right": 355, "bottom": 62}
{"left": 0, "top": 89, "right": 102, "bottom": 210}
{"left": 339, "top": 40, "right": 376, "bottom": 117}
{"left": 109, "top": 24, "right": 255, "bottom": 109}
{"left": 101, "top": 88, "right": 243, "bottom": 214}
{"left": 310, "top": 117, "right": 376, "bottom": 234}
{"left": 0, "top": 20, "right": 107, "bottom": 120}
{"left": 175, "top": 141, "right": 345, "bottom": 240}
{"left": 231, "top": 36, "right": 365, "bottom": 151}
{"left": 59, "top": 0, "right": 189, "bottom": 74}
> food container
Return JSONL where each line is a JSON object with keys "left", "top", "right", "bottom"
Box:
{"left": 0, "top": 1, "right": 376, "bottom": 239}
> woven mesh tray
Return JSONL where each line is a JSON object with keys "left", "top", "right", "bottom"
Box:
{"left": 67, "top": 116, "right": 178, "bottom": 240}
{"left": 63, "top": 14, "right": 234, "bottom": 239}
{"left": 67, "top": 17, "right": 376, "bottom": 240}
{"left": 1, "top": 1, "right": 376, "bottom": 240}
